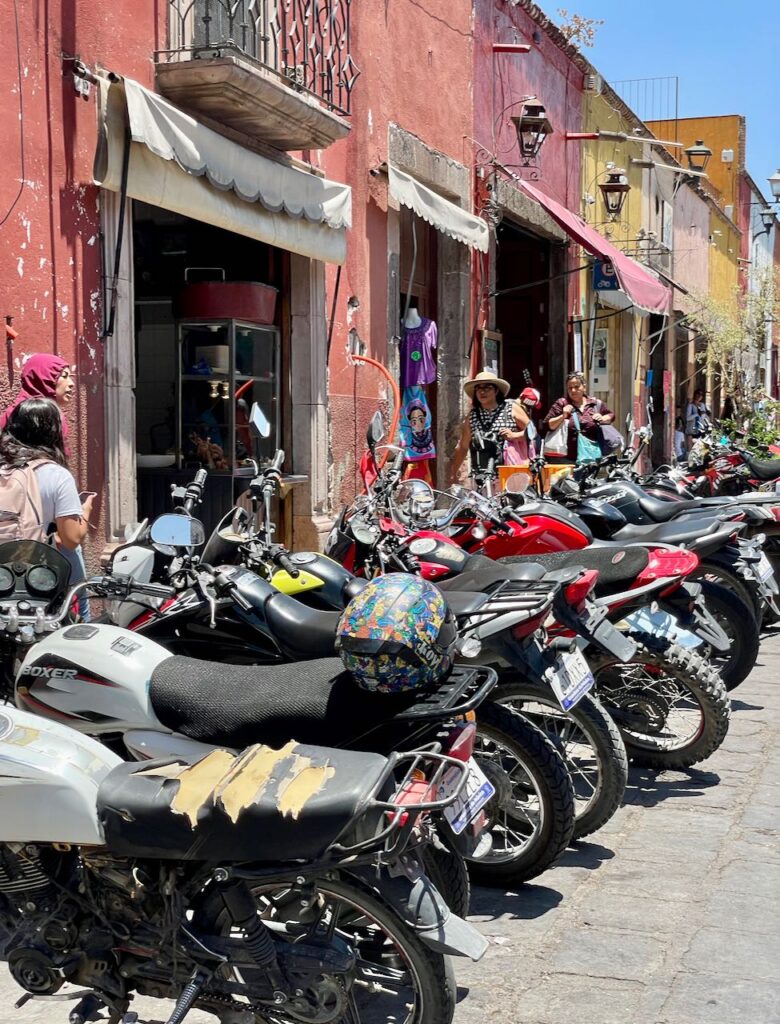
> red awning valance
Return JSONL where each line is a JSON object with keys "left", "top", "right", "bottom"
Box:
{"left": 520, "top": 181, "right": 672, "bottom": 315}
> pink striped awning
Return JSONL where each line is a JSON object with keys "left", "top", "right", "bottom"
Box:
{"left": 520, "top": 181, "right": 672, "bottom": 315}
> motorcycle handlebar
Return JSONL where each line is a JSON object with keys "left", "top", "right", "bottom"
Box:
{"left": 275, "top": 550, "right": 300, "bottom": 578}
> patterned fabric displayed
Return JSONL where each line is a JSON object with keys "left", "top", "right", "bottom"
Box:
{"left": 400, "top": 386, "right": 436, "bottom": 462}
{"left": 400, "top": 317, "right": 438, "bottom": 387}
{"left": 336, "top": 573, "right": 452, "bottom": 693}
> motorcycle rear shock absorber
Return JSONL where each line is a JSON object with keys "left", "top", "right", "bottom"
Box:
{"left": 218, "top": 879, "right": 285, "bottom": 992}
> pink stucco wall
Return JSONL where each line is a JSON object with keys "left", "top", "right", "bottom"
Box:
{"left": 0, "top": 1, "right": 165, "bottom": 551}
{"left": 320, "top": 0, "right": 476, "bottom": 504}
{"left": 672, "top": 187, "right": 710, "bottom": 313}
{"left": 473, "top": 1, "right": 584, "bottom": 209}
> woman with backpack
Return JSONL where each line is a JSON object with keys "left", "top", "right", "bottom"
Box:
{"left": 0, "top": 398, "right": 92, "bottom": 590}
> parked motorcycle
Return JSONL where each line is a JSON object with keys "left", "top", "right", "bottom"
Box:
{"left": 1, "top": 535, "right": 578, "bottom": 896}
{"left": 0, "top": 700, "right": 486, "bottom": 1024}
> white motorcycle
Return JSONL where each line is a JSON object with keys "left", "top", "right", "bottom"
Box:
{"left": 0, "top": 556, "right": 487, "bottom": 1024}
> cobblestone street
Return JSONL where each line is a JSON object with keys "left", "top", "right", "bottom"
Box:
{"left": 3, "top": 635, "right": 779, "bottom": 1024}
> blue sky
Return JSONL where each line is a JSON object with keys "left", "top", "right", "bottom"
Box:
{"left": 556, "top": 0, "right": 779, "bottom": 196}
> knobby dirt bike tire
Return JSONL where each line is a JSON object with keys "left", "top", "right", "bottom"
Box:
{"left": 469, "top": 702, "right": 576, "bottom": 886}
{"left": 493, "top": 678, "right": 628, "bottom": 840}
{"left": 588, "top": 634, "right": 731, "bottom": 769}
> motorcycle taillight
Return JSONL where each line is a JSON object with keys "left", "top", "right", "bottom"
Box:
{"left": 636, "top": 549, "right": 700, "bottom": 583}
{"left": 445, "top": 721, "right": 477, "bottom": 763}
{"left": 564, "top": 569, "right": 600, "bottom": 610}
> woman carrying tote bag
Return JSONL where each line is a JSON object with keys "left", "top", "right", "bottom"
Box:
{"left": 542, "top": 373, "right": 616, "bottom": 464}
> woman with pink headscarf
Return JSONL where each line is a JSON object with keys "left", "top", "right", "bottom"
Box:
{"left": 0, "top": 354, "right": 89, "bottom": 617}
{"left": 0, "top": 354, "right": 75, "bottom": 437}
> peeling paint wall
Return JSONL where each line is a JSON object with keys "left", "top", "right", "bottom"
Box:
{"left": 318, "top": 0, "right": 475, "bottom": 509}
{"left": 0, "top": 1, "right": 165, "bottom": 567}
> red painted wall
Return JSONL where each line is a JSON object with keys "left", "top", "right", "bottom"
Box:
{"left": 0, "top": 0, "right": 164, "bottom": 558}
{"left": 473, "top": 1, "right": 584, "bottom": 209}
{"left": 320, "top": 0, "right": 475, "bottom": 505}
{"left": 472, "top": 1, "right": 585, "bottom": 361}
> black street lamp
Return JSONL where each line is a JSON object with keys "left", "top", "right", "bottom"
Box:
{"left": 598, "top": 168, "right": 631, "bottom": 218}
{"left": 684, "top": 139, "right": 713, "bottom": 174}
{"left": 511, "top": 103, "right": 553, "bottom": 161}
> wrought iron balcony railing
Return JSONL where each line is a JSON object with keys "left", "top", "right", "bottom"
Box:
{"left": 162, "top": 0, "right": 359, "bottom": 117}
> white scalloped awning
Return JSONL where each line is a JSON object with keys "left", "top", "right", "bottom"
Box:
{"left": 94, "top": 76, "right": 351, "bottom": 264}
{"left": 388, "top": 164, "right": 489, "bottom": 253}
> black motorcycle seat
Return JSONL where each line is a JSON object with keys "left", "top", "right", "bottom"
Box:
{"left": 265, "top": 596, "right": 341, "bottom": 659}
{"left": 444, "top": 591, "right": 493, "bottom": 616}
{"left": 499, "top": 546, "right": 649, "bottom": 589}
{"left": 746, "top": 456, "right": 780, "bottom": 481}
{"left": 611, "top": 517, "right": 728, "bottom": 547}
{"left": 434, "top": 553, "right": 547, "bottom": 593}
{"left": 98, "top": 742, "right": 389, "bottom": 862}
{"left": 149, "top": 657, "right": 423, "bottom": 751}
{"left": 636, "top": 493, "right": 714, "bottom": 522}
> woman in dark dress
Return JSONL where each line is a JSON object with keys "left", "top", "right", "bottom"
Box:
{"left": 542, "top": 372, "right": 615, "bottom": 463}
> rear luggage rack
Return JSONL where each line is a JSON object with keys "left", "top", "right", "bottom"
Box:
{"left": 458, "top": 580, "right": 556, "bottom": 631}
{"left": 332, "top": 747, "right": 472, "bottom": 860}
{"left": 392, "top": 665, "right": 498, "bottom": 721}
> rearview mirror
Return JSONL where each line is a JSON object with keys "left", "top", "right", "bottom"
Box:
{"left": 367, "top": 411, "right": 385, "bottom": 451}
{"left": 249, "top": 403, "right": 271, "bottom": 439}
{"left": 150, "top": 514, "right": 206, "bottom": 549}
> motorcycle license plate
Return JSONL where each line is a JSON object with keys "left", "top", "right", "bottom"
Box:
{"left": 550, "top": 649, "right": 595, "bottom": 711}
{"left": 757, "top": 553, "right": 774, "bottom": 583}
{"left": 439, "top": 758, "right": 495, "bottom": 836}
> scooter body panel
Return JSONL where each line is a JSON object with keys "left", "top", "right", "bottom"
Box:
{"left": 0, "top": 704, "right": 120, "bottom": 844}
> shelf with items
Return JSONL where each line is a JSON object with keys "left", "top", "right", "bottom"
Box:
{"left": 176, "top": 319, "right": 280, "bottom": 476}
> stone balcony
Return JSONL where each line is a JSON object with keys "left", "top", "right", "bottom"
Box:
{"left": 156, "top": 0, "right": 358, "bottom": 151}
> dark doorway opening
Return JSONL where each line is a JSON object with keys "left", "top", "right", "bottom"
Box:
{"left": 495, "top": 219, "right": 552, "bottom": 406}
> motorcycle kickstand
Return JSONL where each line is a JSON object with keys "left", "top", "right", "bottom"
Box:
{"left": 164, "top": 970, "right": 210, "bottom": 1024}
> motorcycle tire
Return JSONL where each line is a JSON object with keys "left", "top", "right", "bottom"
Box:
{"left": 419, "top": 841, "right": 471, "bottom": 920}
{"left": 209, "top": 874, "right": 458, "bottom": 1024}
{"left": 699, "top": 580, "right": 759, "bottom": 690}
{"left": 690, "top": 560, "right": 762, "bottom": 624}
{"left": 493, "top": 678, "right": 628, "bottom": 840}
{"left": 468, "top": 702, "right": 576, "bottom": 886}
{"left": 589, "top": 635, "right": 730, "bottom": 769}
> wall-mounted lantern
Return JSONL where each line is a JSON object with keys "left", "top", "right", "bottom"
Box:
{"left": 769, "top": 169, "right": 780, "bottom": 202}
{"left": 598, "top": 168, "right": 631, "bottom": 218}
{"left": 684, "top": 139, "right": 712, "bottom": 174}
{"left": 511, "top": 103, "right": 553, "bottom": 161}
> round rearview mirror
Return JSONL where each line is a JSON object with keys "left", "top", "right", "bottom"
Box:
{"left": 249, "top": 402, "right": 272, "bottom": 439}
{"left": 150, "top": 514, "right": 206, "bottom": 549}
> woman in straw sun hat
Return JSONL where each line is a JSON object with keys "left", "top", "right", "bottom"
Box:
{"left": 451, "top": 369, "right": 528, "bottom": 481}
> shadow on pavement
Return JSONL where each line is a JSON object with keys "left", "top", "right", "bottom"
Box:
{"left": 730, "top": 699, "right": 765, "bottom": 711}
{"left": 624, "top": 764, "right": 722, "bottom": 806}
{"left": 559, "top": 839, "right": 616, "bottom": 869}
{"left": 468, "top": 881, "right": 564, "bottom": 921}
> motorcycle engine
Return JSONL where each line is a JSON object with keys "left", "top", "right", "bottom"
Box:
{"left": 0, "top": 843, "right": 82, "bottom": 994}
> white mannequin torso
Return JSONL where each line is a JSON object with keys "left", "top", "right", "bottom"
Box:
{"left": 404, "top": 306, "right": 422, "bottom": 329}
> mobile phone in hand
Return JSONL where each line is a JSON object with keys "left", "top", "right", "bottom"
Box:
{"left": 79, "top": 491, "right": 97, "bottom": 502}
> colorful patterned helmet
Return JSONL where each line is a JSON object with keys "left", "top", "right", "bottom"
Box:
{"left": 335, "top": 574, "right": 457, "bottom": 693}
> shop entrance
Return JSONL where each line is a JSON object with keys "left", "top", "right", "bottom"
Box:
{"left": 495, "top": 220, "right": 552, "bottom": 406}
{"left": 131, "top": 202, "right": 286, "bottom": 533}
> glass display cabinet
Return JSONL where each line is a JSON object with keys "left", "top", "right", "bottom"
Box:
{"left": 177, "top": 319, "right": 280, "bottom": 473}
{"left": 136, "top": 317, "right": 280, "bottom": 536}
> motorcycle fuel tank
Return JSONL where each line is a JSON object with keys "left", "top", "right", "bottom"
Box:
{"left": 16, "top": 624, "right": 173, "bottom": 735}
{"left": 0, "top": 705, "right": 121, "bottom": 844}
